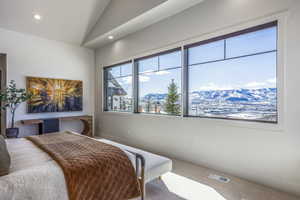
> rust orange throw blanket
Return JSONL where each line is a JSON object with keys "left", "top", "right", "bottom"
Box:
{"left": 26, "top": 132, "right": 140, "bottom": 200}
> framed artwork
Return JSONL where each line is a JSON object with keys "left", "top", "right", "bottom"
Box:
{"left": 27, "top": 77, "right": 83, "bottom": 113}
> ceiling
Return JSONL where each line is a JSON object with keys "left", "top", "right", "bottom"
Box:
{"left": 0, "top": 0, "right": 111, "bottom": 45}
{"left": 0, "top": 0, "right": 205, "bottom": 48}
{"left": 84, "top": 0, "right": 205, "bottom": 48}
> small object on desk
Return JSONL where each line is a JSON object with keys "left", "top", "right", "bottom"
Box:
{"left": 5, "top": 128, "right": 19, "bottom": 138}
{"left": 39, "top": 118, "right": 60, "bottom": 134}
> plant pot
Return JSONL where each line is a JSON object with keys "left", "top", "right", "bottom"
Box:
{"left": 6, "top": 128, "right": 19, "bottom": 138}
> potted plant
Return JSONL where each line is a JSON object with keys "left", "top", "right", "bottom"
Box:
{"left": 0, "top": 80, "right": 31, "bottom": 138}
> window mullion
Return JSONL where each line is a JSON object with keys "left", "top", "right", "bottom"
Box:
{"left": 182, "top": 47, "right": 189, "bottom": 117}
{"left": 133, "top": 59, "right": 139, "bottom": 113}
{"left": 224, "top": 39, "right": 227, "bottom": 59}
{"left": 158, "top": 56, "right": 160, "bottom": 71}
{"left": 103, "top": 68, "right": 108, "bottom": 111}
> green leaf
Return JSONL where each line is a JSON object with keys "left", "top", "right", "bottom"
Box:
{"left": 0, "top": 80, "right": 31, "bottom": 118}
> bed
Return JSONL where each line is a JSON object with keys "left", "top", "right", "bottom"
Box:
{"left": 0, "top": 131, "right": 172, "bottom": 200}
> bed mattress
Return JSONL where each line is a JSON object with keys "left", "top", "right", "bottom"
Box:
{"left": 0, "top": 137, "right": 137, "bottom": 200}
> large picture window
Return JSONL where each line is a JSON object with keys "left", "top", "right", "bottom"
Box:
{"left": 103, "top": 21, "right": 279, "bottom": 124}
{"left": 137, "top": 50, "right": 182, "bottom": 115}
{"left": 187, "top": 22, "right": 277, "bottom": 122}
{"left": 104, "top": 62, "right": 133, "bottom": 112}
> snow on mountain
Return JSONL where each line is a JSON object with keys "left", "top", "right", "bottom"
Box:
{"left": 141, "top": 88, "right": 277, "bottom": 104}
{"left": 190, "top": 88, "right": 276, "bottom": 104}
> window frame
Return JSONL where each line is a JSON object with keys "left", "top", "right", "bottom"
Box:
{"left": 135, "top": 47, "right": 182, "bottom": 116}
{"left": 102, "top": 18, "right": 284, "bottom": 128}
{"left": 183, "top": 21, "right": 278, "bottom": 124}
{"left": 103, "top": 60, "right": 133, "bottom": 112}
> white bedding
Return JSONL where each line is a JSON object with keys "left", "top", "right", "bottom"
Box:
{"left": 0, "top": 137, "right": 137, "bottom": 200}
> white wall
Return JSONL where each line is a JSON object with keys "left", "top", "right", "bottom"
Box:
{"left": 95, "top": 0, "right": 300, "bottom": 196}
{"left": 0, "top": 28, "right": 95, "bottom": 137}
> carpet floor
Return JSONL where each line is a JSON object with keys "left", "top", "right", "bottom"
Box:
{"left": 135, "top": 159, "right": 300, "bottom": 200}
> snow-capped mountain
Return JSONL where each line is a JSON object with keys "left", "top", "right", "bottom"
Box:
{"left": 190, "top": 88, "right": 277, "bottom": 104}
{"left": 140, "top": 88, "right": 277, "bottom": 122}
{"left": 142, "top": 88, "right": 277, "bottom": 104}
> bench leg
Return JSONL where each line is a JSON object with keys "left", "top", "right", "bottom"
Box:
{"left": 140, "top": 184, "right": 145, "bottom": 200}
{"left": 130, "top": 151, "right": 146, "bottom": 200}
{"left": 140, "top": 165, "right": 145, "bottom": 200}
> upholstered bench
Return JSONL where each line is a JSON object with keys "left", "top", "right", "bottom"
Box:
{"left": 98, "top": 138, "right": 173, "bottom": 183}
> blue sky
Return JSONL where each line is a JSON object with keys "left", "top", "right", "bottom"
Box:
{"left": 112, "top": 26, "right": 277, "bottom": 97}
{"left": 189, "top": 52, "right": 276, "bottom": 92}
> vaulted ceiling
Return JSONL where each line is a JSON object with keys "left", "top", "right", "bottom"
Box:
{"left": 0, "top": 0, "right": 205, "bottom": 49}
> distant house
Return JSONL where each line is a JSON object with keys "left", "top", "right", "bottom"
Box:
{"left": 107, "top": 71, "right": 127, "bottom": 110}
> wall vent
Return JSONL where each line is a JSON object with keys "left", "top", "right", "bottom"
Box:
{"left": 208, "top": 174, "right": 230, "bottom": 183}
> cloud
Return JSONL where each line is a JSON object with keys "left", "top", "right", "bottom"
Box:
{"left": 141, "top": 70, "right": 155, "bottom": 74}
{"left": 121, "top": 76, "right": 132, "bottom": 84}
{"left": 198, "top": 83, "right": 234, "bottom": 91}
{"left": 140, "top": 70, "right": 171, "bottom": 76}
{"left": 244, "top": 78, "right": 276, "bottom": 89}
{"left": 244, "top": 81, "right": 267, "bottom": 89}
{"left": 197, "top": 79, "right": 276, "bottom": 91}
{"left": 267, "top": 78, "right": 276, "bottom": 84}
{"left": 155, "top": 70, "right": 170, "bottom": 75}
{"left": 139, "top": 75, "right": 150, "bottom": 82}
{"left": 120, "top": 75, "right": 151, "bottom": 84}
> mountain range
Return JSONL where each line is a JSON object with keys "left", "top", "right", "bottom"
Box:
{"left": 142, "top": 88, "right": 277, "bottom": 104}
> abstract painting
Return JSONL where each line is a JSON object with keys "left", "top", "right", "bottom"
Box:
{"left": 27, "top": 77, "right": 83, "bottom": 113}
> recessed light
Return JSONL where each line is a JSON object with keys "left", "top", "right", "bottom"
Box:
{"left": 108, "top": 35, "right": 114, "bottom": 40}
{"left": 33, "top": 14, "right": 42, "bottom": 21}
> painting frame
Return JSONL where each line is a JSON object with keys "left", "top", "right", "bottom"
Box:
{"left": 26, "top": 76, "right": 83, "bottom": 113}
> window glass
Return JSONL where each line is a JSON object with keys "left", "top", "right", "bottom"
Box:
{"left": 226, "top": 27, "right": 277, "bottom": 58}
{"left": 138, "top": 57, "right": 158, "bottom": 73}
{"left": 188, "top": 40, "right": 224, "bottom": 65}
{"left": 187, "top": 24, "right": 277, "bottom": 122}
{"left": 108, "top": 66, "right": 121, "bottom": 78}
{"left": 105, "top": 63, "right": 132, "bottom": 112}
{"left": 103, "top": 23, "right": 278, "bottom": 123}
{"left": 121, "top": 63, "right": 132, "bottom": 76}
{"left": 138, "top": 50, "right": 182, "bottom": 115}
{"left": 159, "top": 51, "right": 181, "bottom": 70}
{"left": 188, "top": 52, "right": 277, "bottom": 122}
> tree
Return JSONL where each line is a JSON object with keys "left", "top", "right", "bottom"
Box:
{"left": 165, "top": 79, "right": 180, "bottom": 115}
{"left": 145, "top": 96, "right": 152, "bottom": 112}
{"left": 0, "top": 80, "right": 32, "bottom": 128}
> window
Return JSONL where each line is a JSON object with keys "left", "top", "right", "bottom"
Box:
{"left": 104, "top": 62, "right": 133, "bottom": 112}
{"left": 187, "top": 22, "right": 277, "bottom": 122}
{"left": 137, "top": 50, "right": 182, "bottom": 115}
{"left": 103, "top": 21, "right": 279, "bottom": 124}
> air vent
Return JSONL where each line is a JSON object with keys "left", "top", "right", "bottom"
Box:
{"left": 208, "top": 174, "right": 230, "bottom": 183}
